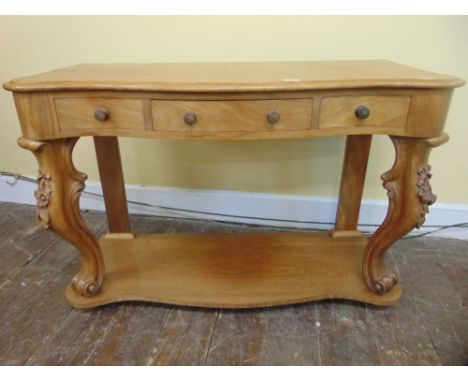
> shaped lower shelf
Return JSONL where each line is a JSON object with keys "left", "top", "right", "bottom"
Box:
{"left": 65, "top": 231, "right": 402, "bottom": 308}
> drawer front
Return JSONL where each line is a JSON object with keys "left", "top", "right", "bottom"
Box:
{"left": 55, "top": 98, "right": 145, "bottom": 131}
{"left": 319, "top": 96, "right": 411, "bottom": 129}
{"left": 152, "top": 99, "right": 313, "bottom": 132}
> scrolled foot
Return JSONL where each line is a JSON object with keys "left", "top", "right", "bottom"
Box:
{"left": 72, "top": 273, "right": 100, "bottom": 297}
{"left": 374, "top": 272, "right": 399, "bottom": 295}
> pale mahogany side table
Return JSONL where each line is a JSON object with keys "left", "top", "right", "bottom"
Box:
{"left": 4, "top": 61, "right": 464, "bottom": 308}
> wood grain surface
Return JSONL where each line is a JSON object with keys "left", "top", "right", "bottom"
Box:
{"left": 4, "top": 60, "right": 464, "bottom": 92}
{"left": 93, "top": 136, "right": 131, "bottom": 234}
{"left": 65, "top": 232, "right": 401, "bottom": 309}
{"left": 334, "top": 135, "right": 372, "bottom": 234}
{"left": 10, "top": 87, "right": 457, "bottom": 140}
{"left": 318, "top": 95, "right": 411, "bottom": 129}
{"left": 55, "top": 97, "right": 145, "bottom": 131}
{"left": 152, "top": 99, "right": 313, "bottom": 132}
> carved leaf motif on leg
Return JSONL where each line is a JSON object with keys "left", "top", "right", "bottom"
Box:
{"left": 382, "top": 172, "right": 396, "bottom": 201}
{"left": 416, "top": 165, "right": 437, "bottom": 228}
{"left": 34, "top": 170, "right": 52, "bottom": 229}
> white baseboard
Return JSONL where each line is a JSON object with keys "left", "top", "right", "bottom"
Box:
{"left": 1, "top": 175, "right": 467, "bottom": 239}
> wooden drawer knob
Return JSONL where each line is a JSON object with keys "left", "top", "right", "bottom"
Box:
{"left": 184, "top": 111, "right": 197, "bottom": 125}
{"left": 266, "top": 110, "right": 280, "bottom": 124}
{"left": 94, "top": 107, "right": 109, "bottom": 122}
{"left": 355, "top": 105, "right": 370, "bottom": 120}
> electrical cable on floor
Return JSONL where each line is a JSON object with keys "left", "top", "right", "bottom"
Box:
{"left": 1, "top": 170, "right": 467, "bottom": 239}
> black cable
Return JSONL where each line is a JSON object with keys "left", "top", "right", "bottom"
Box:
{"left": 2, "top": 171, "right": 467, "bottom": 239}
{"left": 401, "top": 222, "right": 468, "bottom": 239}
{"left": 0, "top": 171, "right": 347, "bottom": 226}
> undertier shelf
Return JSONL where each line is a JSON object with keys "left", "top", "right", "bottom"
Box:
{"left": 66, "top": 232, "right": 402, "bottom": 308}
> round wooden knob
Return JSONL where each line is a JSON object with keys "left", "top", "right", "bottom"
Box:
{"left": 266, "top": 110, "right": 280, "bottom": 124}
{"left": 94, "top": 107, "right": 109, "bottom": 122}
{"left": 184, "top": 111, "right": 197, "bottom": 125}
{"left": 355, "top": 105, "right": 370, "bottom": 120}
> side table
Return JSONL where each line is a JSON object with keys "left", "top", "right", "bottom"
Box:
{"left": 4, "top": 60, "right": 464, "bottom": 308}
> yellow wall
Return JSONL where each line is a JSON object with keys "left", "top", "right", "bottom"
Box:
{"left": 1, "top": 16, "right": 467, "bottom": 203}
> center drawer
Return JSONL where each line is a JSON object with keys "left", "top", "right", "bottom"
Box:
{"left": 151, "top": 99, "right": 313, "bottom": 132}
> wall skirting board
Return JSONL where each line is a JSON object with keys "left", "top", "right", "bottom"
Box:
{"left": 1, "top": 175, "right": 467, "bottom": 239}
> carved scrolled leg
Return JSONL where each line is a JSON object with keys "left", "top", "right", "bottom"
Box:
{"left": 18, "top": 137, "right": 104, "bottom": 297}
{"left": 363, "top": 134, "right": 448, "bottom": 295}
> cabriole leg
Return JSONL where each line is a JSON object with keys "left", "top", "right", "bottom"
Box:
{"left": 363, "top": 134, "right": 448, "bottom": 295}
{"left": 18, "top": 137, "right": 104, "bottom": 297}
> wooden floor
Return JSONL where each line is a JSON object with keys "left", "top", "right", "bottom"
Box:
{"left": 0, "top": 202, "right": 466, "bottom": 365}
